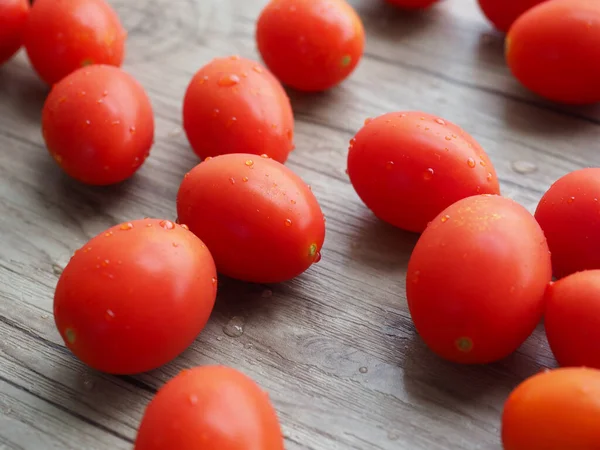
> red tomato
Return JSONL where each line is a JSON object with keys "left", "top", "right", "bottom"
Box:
{"left": 406, "top": 195, "right": 552, "bottom": 364}
{"left": 256, "top": 0, "right": 365, "bottom": 92}
{"left": 545, "top": 271, "right": 600, "bottom": 370}
{"left": 183, "top": 56, "right": 294, "bottom": 163}
{"left": 54, "top": 219, "right": 217, "bottom": 375}
{"left": 0, "top": 0, "right": 29, "bottom": 65}
{"left": 42, "top": 65, "right": 154, "bottom": 185}
{"left": 506, "top": 0, "right": 600, "bottom": 104}
{"left": 502, "top": 367, "right": 600, "bottom": 450}
{"left": 534, "top": 168, "right": 600, "bottom": 278}
{"left": 23, "top": 0, "right": 126, "bottom": 85}
{"left": 477, "top": 0, "right": 548, "bottom": 32}
{"left": 347, "top": 112, "right": 500, "bottom": 233}
{"left": 177, "top": 154, "right": 325, "bottom": 283}
{"left": 134, "top": 366, "right": 284, "bottom": 450}
{"left": 386, "top": 0, "right": 440, "bottom": 9}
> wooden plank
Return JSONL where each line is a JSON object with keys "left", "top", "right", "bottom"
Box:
{"left": 0, "top": 0, "right": 596, "bottom": 448}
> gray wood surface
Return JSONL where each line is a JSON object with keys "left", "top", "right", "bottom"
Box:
{"left": 1, "top": 0, "right": 598, "bottom": 448}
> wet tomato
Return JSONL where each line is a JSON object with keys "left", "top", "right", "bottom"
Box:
{"left": 506, "top": 0, "right": 600, "bottom": 104}
{"left": 42, "top": 65, "right": 154, "bottom": 185}
{"left": 534, "top": 168, "right": 600, "bottom": 278}
{"left": 406, "top": 195, "right": 552, "bottom": 364}
{"left": 177, "top": 154, "right": 325, "bottom": 284}
{"left": 0, "top": 0, "right": 29, "bottom": 65}
{"left": 135, "top": 366, "right": 284, "bottom": 450}
{"left": 183, "top": 56, "right": 294, "bottom": 163}
{"left": 54, "top": 219, "right": 217, "bottom": 375}
{"left": 502, "top": 367, "right": 600, "bottom": 450}
{"left": 347, "top": 112, "right": 500, "bottom": 233}
{"left": 386, "top": 0, "right": 440, "bottom": 9}
{"left": 256, "top": 0, "right": 365, "bottom": 92}
{"left": 545, "top": 271, "right": 600, "bottom": 370}
{"left": 23, "top": 0, "right": 126, "bottom": 85}
{"left": 477, "top": 0, "right": 548, "bottom": 32}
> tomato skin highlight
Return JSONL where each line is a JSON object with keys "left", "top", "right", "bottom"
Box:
{"left": 0, "top": 0, "right": 29, "bottom": 65}
{"left": 502, "top": 367, "right": 600, "bottom": 450}
{"left": 545, "top": 271, "right": 600, "bottom": 370}
{"left": 406, "top": 195, "right": 552, "bottom": 364}
{"left": 23, "top": 0, "right": 126, "bottom": 85}
{"left": 134, "top": 366, "right": 284, "bottom": 450}
{"left": 54, "top": 219, "right": 217, "bottom": 375}
{"left": 177, "top": 154, "right": 325, "bottom": 284}
{"left": 506, "top": 0, "right": 600, "bottom": 104}
{"left": 534, "top": 168, "right": 600, "bottom": 278}
{"left": 256, "top": 0, "right": 365, "bottom": 92}
{"left": 42, "top": 65, "right": 154, "bottom": 186}
{"left": 183, "top": 56, "right": 294, "bottom": 164}
{"left": 386, "top": 0, "right": 440, "bottom": 9}
{"left": 477, "top": 0, "right": 548, "bottom": 33}
{"left": 347, "top": 112, "right": 500, "bottom": 233}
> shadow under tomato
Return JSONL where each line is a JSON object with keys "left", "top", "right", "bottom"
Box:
{"left": 475, "top": 29, "right": 507, "bottom": 70}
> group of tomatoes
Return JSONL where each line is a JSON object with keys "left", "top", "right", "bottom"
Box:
{"left": 2, "top": 0, "right": 600, "bottom": 448}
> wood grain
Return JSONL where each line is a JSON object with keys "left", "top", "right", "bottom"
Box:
{"left": 1, "top": 0, "right": 598, "bottom": 448}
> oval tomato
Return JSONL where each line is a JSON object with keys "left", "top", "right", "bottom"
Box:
{"left": 534, "top": 168, "right": 600, "bottom": 278}
{"left": 134, "top": 366, "right": 284, "bottom": 450}
{"left": 506, "top": 0, "right": 600, "bottom": 104}
{"left": 0, "top": 0, "right": 29, "bottom": 65}
{"left": 183, "top": 56, "right": 294, "bottom": 164}
{"left": 54, "top": 219, "right": 217, "bottom": 375}
{"left": 177, "top": 154, "right": 325, "bottom": 284}
{"left": 477, "top": 0, "right": 548, "bottom": 33}
{"left": 386, "top": 0, "right": 440, "bottom": 9}
{"left": 406, "top": 195, "right": 552, "bottom": 364}
{"left": 502, "top": 367, "right": 600, "bottom": 450}
{"left": 545, "top": 271, "right": 600, "bottom": 370}
{"left": 23, "top": 0, "right": 126, "bottom": 85}
{"left": 256, "top": 0, "right": 365, "bottom": 92}
{"left": 42, "top": 65, "right": 154, "bottom": 185}
{"left": 347, "top": 112, "right": 500, "bottom": 233}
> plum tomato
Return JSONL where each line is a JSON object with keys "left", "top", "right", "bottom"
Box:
{"left": 477, "top": 0, "right": 548, "bottom": 33}
{"left": 23, "top": 0, "right": 126, "bottom": 85}
{"left": 506, "top": 0, "right": 600, "bottom": 104}
{"left": 545, "top": 271, "right": 600, "bottom": 370}
{"left": 386, "top": 0, "right": 440, "bottom": 9}
{"left": 534, "top": 168, "right": 600, "bottom": 278}
{"left": 406, "top": 195, "right": 552, "bottom": 364}
{"left": 54, "top": 219, "right": 217, "bottom": 375}
{"left": 502, "top": 367, "right": 600, "bottom": 450}
{"left": 0, "top": 0, "right": 29, "bottom": 65}
{"left": 177, "top": 154, "right": 325, "bottom": 284}
{"left": 256, "top": 0, "right": 365, "bottom": 92}
{"left": 134, "top": 366, "right": 284, "bottom": 450}
{"left": 42, "top": 65, "right": 154, "bottom": 185}
{"left": 183, "top": 56, "right": 294, "bottom": 163}
{"left": 347, "top": 112, "right": 500, "bottom": 233}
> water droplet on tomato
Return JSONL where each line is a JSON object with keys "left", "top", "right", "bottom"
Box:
{"left": 385, "top": 161, "right": 394, "bottom": 170}
{"left": 441, "top": 215, "right": 450, "bottom": 223}
{"left": 567, "top": 196, "right": 575, "bottom": 204}
{"left": 85, "top": 120, "right": 91, "bottom": 126}
{"left": 104, "top": 231, "right": 113, "bottom": 237}
{"left": 242, "top": 176, "right": 249, "bottom": 182}
{"left": 423, "top": 168, "right": 434, "bottom": 181}
{"left": 284, "top": 219, "right": 292, "bottom": 227}
{"left": 349, "top": 138, "right": 356, "bottom": 147}
{"left": 120, "top": 222, "right": 133, "bottom": 230}
{"left": 435, "top": 118, "right": 446, "bottom": 125}
{"left": 445, "top": 136, "right": 452, "bottom": 141}
{"left": 188, "top": 394, "right": 198, "bottom": 406}
{"left": 218, "top": 74, "right": 240, "bottom": 87}
{"left": 204, "top": 156, "right": 213, "bottom": 162}
{"left": 172, "top": 242, "right": 179, "bottom": 248}
{"left": 467, "top": 158, "right": 476, "bottom": 168}
{"left": 211, "top": 277, "right": 217, "bottom": 286}
{"left": 487, "top": 172, "right": 493, "bottom": 182}
{"left": 129, "top": 126, "right": 136, "bottom": 134}
{"left": 199, "top": 75, "right": 208, "bottom": 85}
{"left": 260, "top": 153, "right": 269, "bottom": 158}
{"left": 245, "top": 159, "right": 254, "bottom": 167}
{"left": 181, "top": 224, "right": 189, "bottom": 231}
{"left": 229, "top": 55, "right": 240, "bottom": 61}
{"left": 105, "top": 309, "right": 115, "bottom": 321}
{"left": 364, "top": 117, "right": 373, "bottom": 126}
{"left": 229, "top": 177, "right": 236, "bottom": 185}
{"left": 159, "top": 220, "right": 175, "bottom": 230}
{"left": 223, "top": 316, "right": 245, "bottom": 337}
{"left": 252, "top": 66, "right": 263, "bottom": 74}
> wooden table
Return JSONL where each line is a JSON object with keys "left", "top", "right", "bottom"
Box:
{"left": 1, "top": 0, "right": 597, "bottom": 448}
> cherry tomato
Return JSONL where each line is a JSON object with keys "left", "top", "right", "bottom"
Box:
{"left": 502, "top": 367, "right": 600, "bottom": 450}
{"left": 477, "top": 0, "right": 548, "bottom": 33}
{"left": 183, "top": 56, "right": 294, "bottom": 163}
{"left": 545, "top": 271, "right": 600, "bottom": 370}
{"left": 406, "top": 195, "right": 551, "bottom": 364}
{"left": 534, "top": 168, "right": 600, "bottom": 278}
{"left": 506, "top": 0, "right": 600, "bottom": 104}
{"left": 54, "top": 219, "right": 217, "bottom": 375}
{"left": 42, "top": 65, "right": 154, "bottom": 186}
{"left": 23, "top": 0, "right": 126, "bottom": 85}
{"left": 386, "top": 0, "right": 440, "bottom": 9}
{"left": 0, "top": 0, "right": 29, "bottom": 65}
{"left": 177, "top": 154, "right": 325, "bottom": 283}
{"left": 256, "top": 0, "right": 365, "bottom": 92}
{"left": 134, "top": 366, "right": 284, "bottom": 450}
{"left": 347, "top": 112, "right": 500, "bottom": 233}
